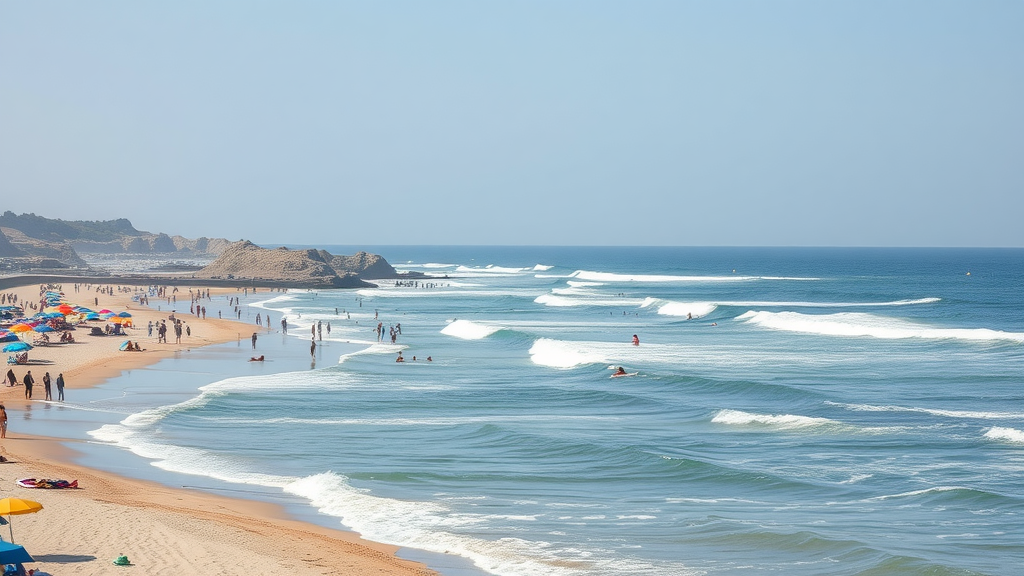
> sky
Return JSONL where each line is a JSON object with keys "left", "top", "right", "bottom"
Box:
{"left": 2, "top": 1, "right": 1022, "bottom": 247}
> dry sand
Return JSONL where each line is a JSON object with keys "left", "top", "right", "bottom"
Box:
{"left": 0, "top": 281, "right": 436, "bottom": 576}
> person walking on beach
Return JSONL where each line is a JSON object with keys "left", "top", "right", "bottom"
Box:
{"left": 56, "top": 373, "right": 65, "bottom": 402}
{"left": 43, "top": 372, "right": 52, "bottom": 401}
{"left": 251, "top": 332, "right": 258, "bottom": 349}
{"left": 23, "top": 371, "right": 34, "bottom": 399}
{"left": 281, "top": 318, "right": 287, "bottom": 334}
{"left": 0, "top": 404, "right": 7, "bottom": 438}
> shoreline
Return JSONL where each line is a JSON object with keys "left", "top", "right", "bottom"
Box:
{"left": 0, "top": 280, "right": 439, "bottom": 576}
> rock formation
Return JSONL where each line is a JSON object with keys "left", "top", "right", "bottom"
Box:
{"left": 0, "top": 229, "right": 23, "bottom": 258}
{"left": 318, "top": 250, "right": 408, "bottom": 279}
{"left": 0, "top": 227, "right": 89, "bottom": 268}
{"left": 196, "top": 241, "right": 373, "bottom": 288}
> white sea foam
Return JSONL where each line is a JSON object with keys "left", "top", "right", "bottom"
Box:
{"left": 338, "top": 343, "right": 405, "bottom": 364}
{"left": 566, "top": 281, "right": 604, "bottom": 288}
{"left": 533, "top": 264, "right": 553, "bottom": 271}
{"left": 92, "top": 411, "right": 627, "bottom": 576}
{"left": 534, "top": 293, "right": 643, "bottom": 308}
{"left": 737, "top": 310, "right": 1024, "bottom": 342}
{"left": 248, "top": 293, "right": 298, "bottom": 310}
{"left": 570, "top": 270, "right": 755, "bottom": 283}
{"left": 455, "top": 265, "right": 529, "bottom": 274}
{"left": 394, "top": 262, "right": 457, "bottom": 269}
{"left": 284, "top": 472, "right": 669, "bottom": 576}
{"left": 528, "top": 338, "right": 610, "bottom": 369}
{"left": 711, "top": 409, "right": 840, "bottom": 430}
{"left": 827, "top": 402, "right": 1024, "bottom": 420}
{"left": 866, "top": 486, "right": 967, "bottom": 501}
{"left": 984, "top": 427, "right": 1024, "bottom": 443}
{"left": 441, "top": 319, "right": 502, "bottom": 340}
{"left": 720, "top": 297, "right": 939, "bottom": 308}
{"left": 357, "top": 288, "right": 537, "bottom": 299}
{"left": 640, "top": 298, "right": 718, "bottom": 318}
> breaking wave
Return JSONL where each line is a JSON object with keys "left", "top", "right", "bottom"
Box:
{"left": 737, "top": 311, "right": 1024, "bottom": 342}
{"left": 441, "top": 319, "right": 503, "bottom": 340}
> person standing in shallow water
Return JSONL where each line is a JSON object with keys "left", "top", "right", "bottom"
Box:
{"left": 56, "top": 373, "right": 65, "bottom": 402}
{"left": 43, "top": 372, "right": 52, "bottom": 401}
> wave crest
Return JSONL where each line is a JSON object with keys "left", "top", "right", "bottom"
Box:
{"left": 711, "top": 409, "right": 839, "bottom": 430}
{"left": 529, "top": 338, "right": 610, "bottom": 369}
{"left": 738, "top": 310, "right": 1024, "bottom": 342}
{"left": 441, "top": 320, "right": 501, "bottom": 340}
{"left": 985, "top": 427, "right": 1024, "bottom": 443}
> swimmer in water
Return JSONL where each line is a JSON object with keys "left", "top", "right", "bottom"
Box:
{"left": 632, "top": 334, "right": 640, "bottom": 346}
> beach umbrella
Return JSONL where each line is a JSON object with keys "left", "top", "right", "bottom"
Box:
{"left": 58, "top": 304, "right": 74, "bottom": 314}
{"left": 0, "top": 541, "right": 34, "bottom": 564}
{"left": 2, "top": 342, "right": 31, "bottom": 353}
{"left": 32, "top": 325, "right": 55, "bottom": 333}
{"left": 0, "top": 334, "right": 18, "bottom": 343}
{"left": 84, "top": 313, "right": 100, "bottom": 320}
{"left": 0, "top": 498, "right": 42, "bottom": 542}
{"left": 119, "top": 340, "right": 131, "bottom": 351}
{"left": 9, "top": 324, "right": 33, "bottom": 333}
{"left": 117, "top": 312, "right": 132, "bottom": 318}
{"left": 98, "top": 309, "right": 112, "bottom": 314}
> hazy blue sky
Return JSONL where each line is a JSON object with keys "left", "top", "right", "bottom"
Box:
{"left": 2, "top": 1, "right": 1021, "bottom": 246}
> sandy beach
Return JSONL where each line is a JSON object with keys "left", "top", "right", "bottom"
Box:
{"left": 0, "top": 280, "right": 435, "bottom": 576}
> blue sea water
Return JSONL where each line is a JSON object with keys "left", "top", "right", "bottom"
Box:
{"left": 22, "top": 247, "right": 1024, "bottom": 575}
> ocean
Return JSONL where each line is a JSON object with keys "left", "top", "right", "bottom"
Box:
{"left": 22, "top": 247, "right": 1024, "bottom": 575}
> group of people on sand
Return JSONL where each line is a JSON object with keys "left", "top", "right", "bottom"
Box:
{"left": 122, "top": 341, "right": 145, "bottom": 352}
{"left": 4, "top": 368, "right": 65, "bottom": 401}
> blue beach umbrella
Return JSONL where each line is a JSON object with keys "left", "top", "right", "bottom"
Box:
{"left": 117, "top": 312, "right": 132, "bottom": 318}
{"left": 85, "top": 313, "right": 100, "bottom": 320}
{"left": 2, "top": 342, "right": 32, "bottom": 353}
{"left": 33, "top": 325, "right": 55, "bottom": 333}
{"left": 118, "top": 340, "right": 131, "bottom": 351}
{"left": 0, "top": 334, "right": 17, "bottom": 343}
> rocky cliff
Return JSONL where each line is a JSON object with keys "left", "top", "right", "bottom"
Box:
{"left": 318, "top": 250, "right": 408, "bottom": 279}
{"left": 0, "top": 229, "right": 23, "bottom": 258}
{"left": 196, "top": 241, "right": 373, "bottom": 288}
{"left": 0, "top": 227, "right": 89, "bottom": 268}
{"left": 0, "top": 212, "right": 233, "bottom": 257}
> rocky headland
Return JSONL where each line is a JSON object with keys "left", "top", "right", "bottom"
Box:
{"left": 0, "top": 212, "right": 415, "bottom": 288}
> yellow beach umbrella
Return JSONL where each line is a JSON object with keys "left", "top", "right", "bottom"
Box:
{"left": 0, "top": 498, "right": 42, "bottom": 516}
{"left": 0, "top": 498, "right": 42, "bottom": 542}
